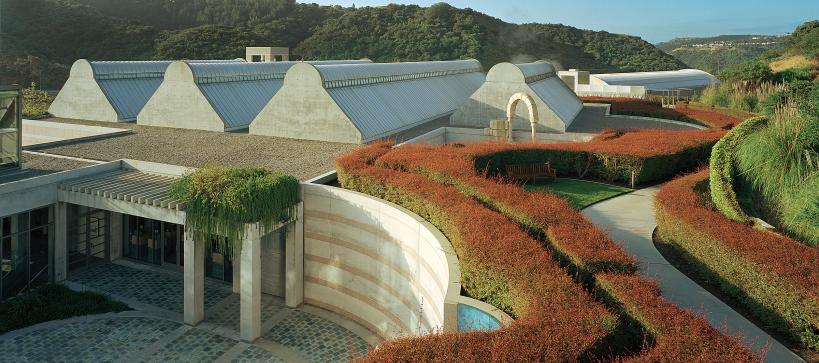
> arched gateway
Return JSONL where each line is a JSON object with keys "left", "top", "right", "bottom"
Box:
{"left": 506, "top": 92, "right": 538, "bottom": 142}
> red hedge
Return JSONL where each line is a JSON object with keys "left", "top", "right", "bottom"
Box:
{"left": 338, "top": 143, "right": 761, "bottom": 362}
{"left": 376, "top": 144, "right": 637, "bottom": 275}
{"left": 338, "top": 143, "right": 617, "bottom": 361}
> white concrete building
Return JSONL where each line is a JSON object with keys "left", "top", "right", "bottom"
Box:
{"left": 138, "top": 60, "right": 372, "bottom": 132}
{"left": 49, "top": 60, "right": 243, "bottom": 122}
{"left": 250, "top": 60, "right": 486, "bottom": 143}
{"left": 0, "top": 157, "right": 508, "bottom": 343}
{"left": 451, "top": 61, "right": 583, "bottom": 133}
{"left": 246, "top": 47, "right": 290, "bottom": 62}
{"left": 558, "top": 68, "right": 719, "bottom": 98}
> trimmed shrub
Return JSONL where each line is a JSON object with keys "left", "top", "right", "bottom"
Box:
{"left": 467, "top": 129, "right": 726, "bottom": 186}
{"left": 708, "top": 116, "right": 768, "bottom": 222}
{"left": 656, "top": 169, "right": 819, "bottom": 349}
{"left": 338, "top": 143, "right": 618, "bottom": 361}
{"left": 596, "top": 273, "right": 767, "bottom": 362}
{"left": 338, "top": 143, "right": 760, "bottom": 362}
{"left": 375, "top": 144, "right": 637, "bottom": 277}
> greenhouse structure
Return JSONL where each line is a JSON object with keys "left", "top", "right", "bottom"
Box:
{"left": 450, "top": 61, "right": 583, "bottom": 133}
{"left": 250, "top": 59, "right": 485, "bottom": 143}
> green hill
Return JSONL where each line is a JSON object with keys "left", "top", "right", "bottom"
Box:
{"left": 656, "top": 34, "right": 786, "bottom": 73}
{"left": 1, "top": 0, "right": 685, "bottom": 90}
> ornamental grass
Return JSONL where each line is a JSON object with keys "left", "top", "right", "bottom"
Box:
{"left": 169, "top": 165, "right": 300, "bottom": 258}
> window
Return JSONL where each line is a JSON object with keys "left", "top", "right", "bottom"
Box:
{"left": 0, "top": 206, "right": 53, "bottom": 300}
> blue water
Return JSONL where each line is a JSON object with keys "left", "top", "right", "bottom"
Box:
{"left": 457, "top": 303, "right": 502, "bottom": 332}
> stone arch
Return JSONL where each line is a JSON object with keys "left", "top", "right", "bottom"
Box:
{"left": 506, "top": 92, "right": 538, "bottom": 142}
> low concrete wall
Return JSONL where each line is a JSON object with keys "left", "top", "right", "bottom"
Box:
{"left": 301, "top": 183, "right": 461, "bottom": 339}
{"left": 400, "top": 127, "right": 593, "bottom": 146}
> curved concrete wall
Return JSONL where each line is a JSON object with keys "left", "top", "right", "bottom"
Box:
{"left": 301, "top": 184, "right": 460, "bottom": 339}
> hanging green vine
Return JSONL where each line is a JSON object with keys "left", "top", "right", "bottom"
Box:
{"left": 169, "top": 165, "right": 300, "bottom": 259}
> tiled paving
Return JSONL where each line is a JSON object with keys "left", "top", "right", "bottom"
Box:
{"left": 205, "top": 294, "right": 285, "bottom": 334}
{"left": 231, "top": 345, "right": 286, "bottom": 363}
{"left": 68, "top": 262, "right": 232, "bottom": 313}
{"left": 0, "top": 317, "right": 181, "bottom": 362}
{"left": 264, "top": 309, "right": 369, "bottom": 362}
{"left": 22, "top": 261, "right": 375, "bottom": 362}
{"left": 144, "top": 328, "right": 237, "bottom": 362}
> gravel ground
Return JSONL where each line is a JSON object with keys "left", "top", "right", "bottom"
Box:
{"left": 0, "top": 152, "right": 97, "bottom": 184}
{"left": 33, "top": 118, "right": 358, "bottom": 181}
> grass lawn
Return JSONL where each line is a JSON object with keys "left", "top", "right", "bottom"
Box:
{"left": 0, "top": 284, "right": 129, "bottom": 334}
{"left": 525, "top": 178, "right": 632, "bottom": 209}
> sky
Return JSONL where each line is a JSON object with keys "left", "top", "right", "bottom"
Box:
{"left": 304, "top": 0, "right": 819, "bottom": 43}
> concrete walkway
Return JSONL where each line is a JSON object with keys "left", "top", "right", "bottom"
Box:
{"left": 581, "top": 186, "right": 803, "bottom": 363}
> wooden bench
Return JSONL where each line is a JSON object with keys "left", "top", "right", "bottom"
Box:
{"left": 505, "top": 162, "right": 557, "bottom": 183}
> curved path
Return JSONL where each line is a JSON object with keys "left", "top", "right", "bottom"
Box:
{"left": 581, "top": 186, "right": 803, "bottom": 363}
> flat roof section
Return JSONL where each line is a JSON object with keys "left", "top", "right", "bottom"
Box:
{"left": 23, "top": 119, "right": 131, "bottom": 148}
{"left": 0, "top": 152, "right": 98, "bottom": 184}
{"left": 32, "top": 118, "right": 357, "bottom": 181}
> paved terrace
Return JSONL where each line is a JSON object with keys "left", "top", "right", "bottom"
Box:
{"left": 1, "top": 261, "right": 375, "bottom": 363}
{"left": 31, "top": 118, "right": 359, "bottom": 181}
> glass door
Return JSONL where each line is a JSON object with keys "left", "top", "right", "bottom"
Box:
{"left": 67, "top": 205, "right": 108, "bottom": 272}
{"left": 124, "top": 216, "right": 183, "bottom": 268}
{"left": 205, "top": 239, "right": 233, "bottom": 283}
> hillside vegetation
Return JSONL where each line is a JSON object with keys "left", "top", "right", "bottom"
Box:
{"left": 657, "top": 35, "right": 785, "bottom": 73}
{"left": 0, "top": 0, "right": 684, "bottom": 89}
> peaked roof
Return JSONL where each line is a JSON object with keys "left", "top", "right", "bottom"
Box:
{"left": 90, "top": 60, "right": 242, "bottom": 120}
{"left": 314, "top": 59, "right": 485, "bottom": 141}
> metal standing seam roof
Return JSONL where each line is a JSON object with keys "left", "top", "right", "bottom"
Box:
{"left": 188, "top": 60, "right": 372, "bottom": 130}
{"left": 90, "top": 60, "right": 242, "bottom": 121}
{"left": 513, "top": 62, "right": 582, "bottom": 125}
{"left": 313, "top": 60, "right": 485, "bottom": 142}
{"left": 592, "top": 69, "right": 719, "bottom": 90}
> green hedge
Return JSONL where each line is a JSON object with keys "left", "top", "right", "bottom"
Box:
{"left": 0, "top": 285, "right": 128, "bottom": 333}
{"left": 472, "top": 143, "right": 715, "bottom": 186}
{"left": 709, "top": 116, "right": 768, "bottom": 223}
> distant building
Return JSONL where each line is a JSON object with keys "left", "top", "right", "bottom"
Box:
{"left": 246, "top": 47, "right": 290, "bottom": 62}
{"left": 558, "top": 68, "right": 719, "bottom": 98}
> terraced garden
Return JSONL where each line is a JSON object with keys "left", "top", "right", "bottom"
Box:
{"left": 336, "top": 125, "right": 764, "bottom": 361}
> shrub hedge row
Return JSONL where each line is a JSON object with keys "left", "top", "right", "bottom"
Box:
{"left": 338, "top": 142, "right": 618, "bottom": 361}
{"left": 467, "top": 129, "right": 726, "bottom": 186}
{"left": 582, "top": 96, "right": 745, "bottom": 129}
{"left": 708, "top": 116, "right": 768, "bottom": 223}
{"left": 338, "top": 142, "right": 760, "bottom": 362}
{"left": 656, "top": 169, "right": 819, "bottom": 350}
{"left": 376, "top": 144, "right": 637, "bottom": 277}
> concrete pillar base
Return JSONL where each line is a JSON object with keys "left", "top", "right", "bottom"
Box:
{"left": 183, "top": 231, "right": 204, "bottom": 326}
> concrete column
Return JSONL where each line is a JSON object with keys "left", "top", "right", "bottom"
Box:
{"left": 232, "top": 255, "right": 241, "bottom": 293}
{"left": 183, "top": 231, "right": 204, "bottom": 326}
{"left": 108, "top": 212, "right": 122, "bottom": 261}
{"left": 530, "top": 121, "right": 537, "bottom": 143}
{"left": 285, "top": 203, "right": 304, "bottom": 308}
{"left": 240, "top": 223, "right": 261, "bottom": 342}
{"left": 54, "top": 202, "right": 68, "bottom": 282}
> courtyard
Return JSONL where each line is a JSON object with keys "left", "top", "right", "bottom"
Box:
{"left": 0, "top": 261, "right": 373, "bottom": 362}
